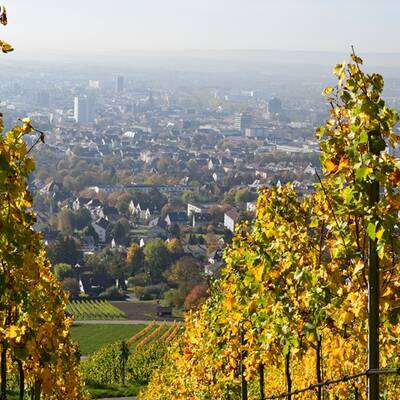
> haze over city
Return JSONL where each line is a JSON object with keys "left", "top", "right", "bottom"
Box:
{"left": 5, "top": 0, "right": 400, "bottom": 58}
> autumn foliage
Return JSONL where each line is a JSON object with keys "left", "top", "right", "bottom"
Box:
{"left": 140, "top": 54, "right": 400, "bottom": 399}
{"left": 184, "top": 284, "right": 208, "bottom": 311}
{"left": 0, "top": 8, "right": 87, "bottom": 396}
{"left": 0, "top": 117, "right": 89, "bottom": 399}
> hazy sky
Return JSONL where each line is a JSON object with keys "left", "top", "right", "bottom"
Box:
{"left": 3, "top": 0, "right": 400, "bottom": 56}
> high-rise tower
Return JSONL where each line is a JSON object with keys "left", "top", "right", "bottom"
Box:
{"left": 74, "top": 96, "right": 87, "bottom": 124}
{"left": 115, "top": 75, "right": 124, "bottom": 94}
{"left": 74, "top": 95, "right": 95, "bottom": 124}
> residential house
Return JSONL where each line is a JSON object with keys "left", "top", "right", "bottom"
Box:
{"left": 207, "top": 157, "right": 219, "bottom": 170}
{"left": 187, "top": 202, "right": 211, "bottom": 217}
{"left": 246, "top": 202, "right": 257, "bottom": 213}
{"left": 91, "top": 218, "right": 111, "bottom": 243}
{"left": 72, "top": 197, "right": 91, "bottom": 211}
{"left": 129, "top": 201, "right": 154, "bottom": 222}
{"left": 304, "top": 163, "right": 316, "bottom": 175}
{"left": 183, "top": 244, "right": 208, "bottom": 259}
{"left": 164, "top": 212, "right": 188, "bottom": 227}
{"left": 224, "top": 209, "right": 240, "bottom": 233}
{"left": 148, "top": 216, "right": 167, "bottom": 230}
{"left": 40, "top": 181, "right": 67, "bottom": 199}
{"left": 208, "top": 249, "right": 224, "bottom": 267}
{"left": 212, "top": 168, "right": 225, "bottom": 183}
{"left": 85, "top": 199, "right": 103, "bottom": 209}
{"left": 100, "top": 205, "right": 119, "bottom": 221}
{"left": 192, "top": 212, "right": 213, "bottom": 228}
{"left": 204, "top": 248, "right": 225, "bottom": 276}
{"left": 80, "top": 236, "right": 96, "bottom": 253}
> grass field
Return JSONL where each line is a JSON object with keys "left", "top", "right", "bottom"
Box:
{"left": 72, "top": 324, "right": 146, "bottom": 355}
{"left": 86, "top": 382, "right": 142, "bottom": 399}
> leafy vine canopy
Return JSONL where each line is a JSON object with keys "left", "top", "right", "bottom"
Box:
{"left": 0, "top": 4, "right": 88, "bottom": 399}
{"left": 140, "top": 52, "right": 400, "bottom": 400}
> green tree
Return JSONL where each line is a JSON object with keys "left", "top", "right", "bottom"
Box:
{"left": 57, "top": 208, "right": 75, "bottom": 235}
{"left": 82, "top": 223, "right": 100, "bottom": 243}
{"left": 164, "top": 256, "right": 204, "bottom": 305}
{"left": 148, "top": 189, "right": 168, "bottom": 210}
{"left": 234, "top": 187, "right": 257, "bottom": 206}
{"left": 181, "top": 190, "right": 197, "bottom": 204}
{"left": 111, "top": 218, "right": 130, "bottom": 243}
{"left": 74, "top": 207, "right": 92, "bottom": 230}
{"left": 116, "top": 199, "right": 129, "bottom": 215}
{"left": 46, "top": 236, "right": 81, "bottom": 265}
{"left": 62, "top": 175, "right": 79, "bottom": 193}
{"left": 84, "top": 254, "right": 113, "bottom": 289}
{"left": 166, "top": 238, "right": 183, "bottom": 256}
{"left": 102, "top": 247, "right": 128, "bottom": 289}
{"left": 143, "top": 239, "right": 171, "bottom": 283}
{"left": 169, "top": 222, "right": 181, "bottom": 238}
{"left": 126, "top": 243, "right": 144, "bottom": 274}
{"left": 223, "top": 189, "right": 236, "bottom": 206}
{"left": 209, "top": 205, "right": 224, "bottom": 223}
{"left": 53, "top": 263, "right": 73, "bottom": 281}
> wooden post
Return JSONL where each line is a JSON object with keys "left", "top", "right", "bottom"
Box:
{"left": 259, "top": 363, "right": 265, "bottom": 400}
{"left": 285, "top": 351, "right": 292, "bottom": 400}
{"left": 120, "top": 341, "right": 129, "bottom": 385}
{"left": 0, "top": 348, "right": 7, "bottom": 400}
{"left": 240, "top": 330, "right": 248, "bottom": 400}
{"left": 354, "top": 385, "right": 359, "bottom": 400}
{"left": 368, "top": 130, "right": 380, "bottom": 400}
{"left": 33, "top": 380, "right": 41, "bottom": 400}
{"left": 17, "top": 360, "right": 24, "bottom": 400}
{"left": 316, "top": 338, "right": 322, "bottom": 400}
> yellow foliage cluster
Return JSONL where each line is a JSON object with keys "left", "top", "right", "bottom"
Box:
{"left": 0, "top": 117, "right": 89, "bottom": 399}
{"left": 0, "top": 7, "right": 87, "bottom": 398}
{"left": 140, "top": 55, "right": 400, "bottom": 399}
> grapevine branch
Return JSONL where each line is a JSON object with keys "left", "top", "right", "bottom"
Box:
{"left": 314, "top": 170, "right": 369, "bottom": 289}
{"left": 17, "top": 119, "right": 46, "bottom": 154}
{"left": 315, "top": 170, "right": 348, "bottom": 252}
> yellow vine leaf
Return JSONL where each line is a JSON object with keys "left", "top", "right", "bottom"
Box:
{"left": 324, "top": 158, "right": 338, "bottom": 173}
{"left": 322, "top": 86, "right": 334, "bottom": 96}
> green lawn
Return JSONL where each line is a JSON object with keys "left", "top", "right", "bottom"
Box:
{"left": 86, "top": 382, "right": 143, "bottom": 399}
{"left": 72, "top": 324, "right": 146, "bottom": 355}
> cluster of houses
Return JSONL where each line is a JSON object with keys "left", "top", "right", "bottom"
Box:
{"left": 25, "top": 85, "right": 323, "bottom": 283}
{"left": 33, "top": 93, "right": 320, "bottom": 197}
{"left": 35, "top": 177, "right": 245, "bottom": 260}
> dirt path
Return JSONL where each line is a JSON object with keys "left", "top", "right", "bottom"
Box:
{"left": 111, "top": 301, "right": 158, "bottom": 320}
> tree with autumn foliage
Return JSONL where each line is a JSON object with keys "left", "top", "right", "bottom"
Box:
{"left": 0, "top": 6, "right": 87, "bottom": 399}
{"left": 140, "top": 53, "right": 400, "bottom": 400}
{"left": 184, "top": 284, "right": 208, "bottom": 311}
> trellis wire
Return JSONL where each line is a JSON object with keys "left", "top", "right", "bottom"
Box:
{"left": 263, "top": 368, "right": 400, "bottom": 399}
